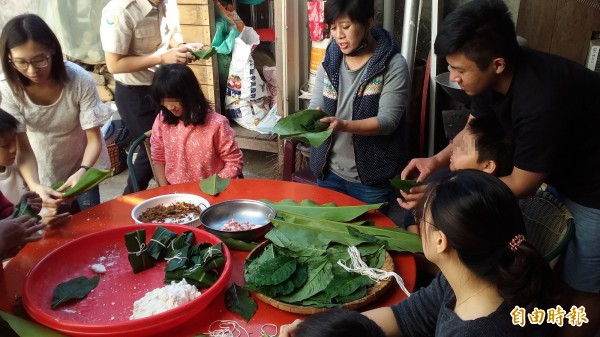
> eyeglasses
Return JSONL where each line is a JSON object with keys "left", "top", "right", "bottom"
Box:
{"left": 413, "top": 209, "right": 435, "bottom": 227}
{"left": 9, "top": 56, "right": 51, "bottom": 70}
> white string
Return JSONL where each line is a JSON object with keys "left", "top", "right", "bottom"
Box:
{"left": 127, "top": 236, "right": 147, "bottom": 256}
{"left": 164, "top": 252, "right": 188, "bottom": 264}
{"left": 260, "top": 323, "right": 278, "bottom": 337}
{"left": 206, "top": 320, "right": 249, "bottom": 337}
{"left": 337, "top": 246, "right": 411, "bottom": 297}
{"left": 149, "top": 238, "right": 167, "bottom": 247}
{"left": 203, "top": 246, "right": 221, "bottom": 263}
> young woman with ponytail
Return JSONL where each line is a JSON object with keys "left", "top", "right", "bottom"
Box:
{"left": 281, "top": 170, "right": 554, "bottom": 337}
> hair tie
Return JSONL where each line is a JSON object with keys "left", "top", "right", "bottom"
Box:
{"left": 509, "top": 234, "right": 525, "bottom": 252}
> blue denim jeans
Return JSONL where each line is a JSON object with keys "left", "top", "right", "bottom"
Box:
{"left": 562, "top": 197, "right": 600, "bottom": 293}
{"left": 317, "top": 171, "right": 394, "bottom": 209}
{"left": 76, "top": 185, "right": 101, "bottom": 211}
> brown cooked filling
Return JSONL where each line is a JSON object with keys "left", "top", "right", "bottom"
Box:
{"left": 138, "top": 201, "right": 200, "bottom": 223}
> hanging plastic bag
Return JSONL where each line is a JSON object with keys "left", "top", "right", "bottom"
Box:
{"left": 225, "top": 27, "right": 271, "bottom": 132}
{"left": 212, "top": 18, "right": 240, "bottom": 55}
{"left": 37, "top": 0, "right": 109, "bottom": 63}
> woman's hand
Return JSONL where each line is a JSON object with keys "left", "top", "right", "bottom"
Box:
{"left": 320, "top": 116, "right": 347, "bottom": 133}
{"left": 30, "top": 184, "right": 63, "bottom": 207}
{"left": 279, "top": 319, "right": 303, "bottom": 337}
{"left": 57, "top": 168, "right": 86, "bottom": 192}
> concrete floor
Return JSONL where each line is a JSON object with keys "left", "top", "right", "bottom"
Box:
{"left": 98, "top": 149, "right": 280, "bottom": 202}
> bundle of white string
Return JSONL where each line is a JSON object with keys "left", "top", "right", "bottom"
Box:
{"left": 337, "top": 246, "right": 411, "bottom": 297}
{"left": 206, "top": 320, "right": 277, "bottom": 337}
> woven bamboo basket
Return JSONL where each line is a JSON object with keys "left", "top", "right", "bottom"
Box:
{"left": 247, "top": 241, "right": 395, "bottom": 314}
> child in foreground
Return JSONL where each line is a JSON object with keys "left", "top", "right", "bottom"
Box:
{"left": 149, "top": 64, "right": 243, "bottom": 186}
{"left": 281, "top": 170, "right": 554, "bottom": 337}
{"left": 291, "top": 308, "right": 385, "bottom": 337}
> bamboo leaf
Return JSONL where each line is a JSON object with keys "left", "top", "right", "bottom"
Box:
{"left": 54, "top": 168, "right": 112, "bottom": 198}
{"left": 12, "top": 199, "right": 41, "bottom": 220}
{"left": 191, "top": 47, "right": 217, "bottom": 60}
{"left": 0, "top": 311, "right": 66, "bottom": 337}
{"left": 51, "top": 276, "right": 100, "bottom": 309}
{"left": 221, "top": 237, "right": 258, "bottom": 252}
{"left": 270, "top": 218, "right": 423, "bottom": 253}
{"left": 272, "top": 109, "right": 333, "bottom": 147}
{"left": 199, "top": 174, "right": 230, "bottom": 195}
{"left": 390, "top": 178, "right": 423, "bottom": 193}
{"left": 278, "top": 210, "right": 370, "bottom": 228}
{"left": 224, "top": 283, "right": 257, "bottom": 322}
{"left": 267, "top": 202, "right": 384, "bottom": 222}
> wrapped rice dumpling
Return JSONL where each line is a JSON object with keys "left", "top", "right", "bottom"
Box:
{"left": 124, "top": 229, "right": 155, "bottom": 273}
{"left": 147, "top": 226, "right": 177, "bottom": 260}
{"left": 165, "top": 245, "right": 191, "bottom": 272}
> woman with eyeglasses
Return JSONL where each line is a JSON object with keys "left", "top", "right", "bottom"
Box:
{"left": 0, "top": 14, "right": 111, "bottom": 211}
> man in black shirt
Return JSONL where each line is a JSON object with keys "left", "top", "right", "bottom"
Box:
{"left": 401, "top": 1, "right": 600, "bottom": 336}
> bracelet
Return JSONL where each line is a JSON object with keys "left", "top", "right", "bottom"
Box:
{"left": 80, "top": 165, "right": 90, "bottom": 171}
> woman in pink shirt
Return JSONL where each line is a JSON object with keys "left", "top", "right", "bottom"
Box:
{"left": 149, "top": 64, "right": 243, "bottom": 186}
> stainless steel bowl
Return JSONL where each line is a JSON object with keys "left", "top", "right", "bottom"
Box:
{"left": 200, "top": 199, "right": 276, "bottom": 241}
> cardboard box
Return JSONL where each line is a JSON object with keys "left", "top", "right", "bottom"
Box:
{"left": 585, "top": 39, "right": 600, "bottom": 73}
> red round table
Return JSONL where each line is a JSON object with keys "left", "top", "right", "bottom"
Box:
{"left": 0, "top": 179, "right": 415, "bottom": 336}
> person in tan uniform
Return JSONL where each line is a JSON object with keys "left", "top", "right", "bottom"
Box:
{"left": 100, "top": 0, "right": 195, "bottom": 194}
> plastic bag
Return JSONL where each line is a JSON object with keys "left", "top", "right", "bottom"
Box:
{"left": 225, "top": 27, "right": 271, "bottom": 132}
{"left": 212, "top": 18, "right": 239, "bottom": 55}
{"left": 38, "top": 0, "right": 109, "bottom": 64}
{"left": 256, "top": 104, "right": 280, "bottom": 134}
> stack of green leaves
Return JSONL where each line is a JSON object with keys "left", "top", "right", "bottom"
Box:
{"left": 244, "top": 241, "right": 382, "bottom": 307}
{"left": 244, "top": 199, "right": 423, "bottom": 308}
{"left": 124, "top": 226, "right": 226, "bottom": 289}
{"left": 272, "top": 109, "right": 333, "bottom": 147}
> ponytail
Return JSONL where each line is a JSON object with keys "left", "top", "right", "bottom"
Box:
{"left": 497, "top": 241, "right": 556, "bottom": 311}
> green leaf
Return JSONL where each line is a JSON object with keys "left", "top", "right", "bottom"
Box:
{"left": 270, "top": 218, "right": 423, "bottom": 253}
{"left": 272, "top": 109, "right": 333, "bottom": 147}
{"left": 221, "top": 237, "right": 258, "bottom": 252}
{"left": 390, "top": 178, "right": 423, "bottom": 193}
{"left": 12, "top": 199, "right": 41, "bottom": 220}
{"left": 268, "top": 202, "right": 385, "bottom": 222}
{"left": 278, "top": 210, "right": 369, "bottom": 228}
{"left": 225, "top": 283, "right": 257, "bottom": 322}
{"left": 324, "top": 274, "right": 373, "bottom": 301}
{"left": 51, "top": 276, "right": 100, "bottom": 309}
{"left": 56, "top": 168, "right": 112, "bottom": 198}
{"left": 0, "top": 310, "right": 66, "bottom": 337}
{"left": 191, "top": 47, "right": 217, "bottom": 60}
{"left": 279, "top": 258, "right": 333, "bottom": 303}
{"left": 199, "top": 174, "right": 230, "bottom": 195}
{"left": 245, "top": 256, "right": 297, "bottom": 287}
{"left": 347, "top": 226, "right": 389, "bottom": 247}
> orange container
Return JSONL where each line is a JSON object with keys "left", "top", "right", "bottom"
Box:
{"left": 22, "top": 224, "right": 232, "bottom": 337}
